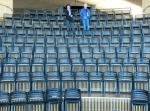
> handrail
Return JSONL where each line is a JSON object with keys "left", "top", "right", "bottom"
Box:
{"left": 143, "top": 5, "right": 150, "bottom": 12}
{"left": 0, "top": 4, "right": 13, "bottom": 12}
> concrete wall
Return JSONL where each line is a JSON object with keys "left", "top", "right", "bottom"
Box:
{"left": 142, "top": 0, "right": 150, "bottom": 14}
{"left": 0, "top": 0, "right": 13, "bottom": 18}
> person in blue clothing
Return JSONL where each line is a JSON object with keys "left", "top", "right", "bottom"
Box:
{"left": 80, "top": 3, "right": 90, "bottom": 34}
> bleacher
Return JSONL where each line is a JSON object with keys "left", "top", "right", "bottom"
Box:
{"left": 0, "top": 7, "right": 150, "bottom": 111}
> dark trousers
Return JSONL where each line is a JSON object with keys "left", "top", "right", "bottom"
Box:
{"left": 66, "top": 20, "right": 74, "bottom": 34}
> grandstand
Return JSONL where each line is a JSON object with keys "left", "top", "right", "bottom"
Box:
{"left": 0, "top": 1, "right": 150, "bottom": 111}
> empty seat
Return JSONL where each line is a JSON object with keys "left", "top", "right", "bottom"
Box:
{"left": 10, "top": 91, "right": 28, "bottom": 111}
{"left": 0, "top": 72, "right": 15, "bottom": 93}
{"left": 89, "top": 71, "right": 103, "bottom": 94}
{"left": 28, "top": 90, "right": 45, "bottom": 111}
{"left": 0, "top": 91, "right": 10, "bottom": 111}
{"left": 75, "top": 71, "right": 89, "bottom": 93}
{"left": 31, "top": 72, "right": 46, "bottom": 91}
{"left": 16, "top": 72, "right": 30, "bottom": 92}
{"left": 46, "top": 88, "right": 63, "bottom": 111}
{"left": 103, "top": 71, "right": 117, "bottom": 94}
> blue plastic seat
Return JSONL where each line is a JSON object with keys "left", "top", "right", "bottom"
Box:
{"left": 46, "top": 88, "right": 63, "bottom": 111}
{"left": 64, "top": 88, "right": 81, "bottom": 111}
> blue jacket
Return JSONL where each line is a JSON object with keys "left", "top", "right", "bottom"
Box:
{"left": 80, "top": 8, "right": 90, "bottom": 20}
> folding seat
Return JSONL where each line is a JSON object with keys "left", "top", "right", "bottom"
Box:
{"left": 32, "top": 16, "right": 40, "bottom": 25}
{"left": 78, "top": 37, "right": 90, "bottom": 47}
{"left": 103, "top": 71, "right": 117, "bottom": 94}
{"left": 10, "top": 91, "right": 28, "bottom": 111}
{"left": 141, "top": 24, "right": 150, "bottom": 35}
{"left": 12, "top": 14, "right": 23, "bottom": 24}
{"left": 57, "top": 46, "right": 69, "bottom": 58}
{"left": 23, "top": 14, "right": 32, "bottom": 28}
{"left": 7, "top": 46, "right": 20, "bottom": 59}
{"left": 123, "top": 55, "right": 136, "bottom": 73}
{"left": 31, "top": 57, "right": 44, "bottom": 73}
{"left": 3, "top": 57, "right": 16, "bottom": 73}
{"left": 97, "top": 13, "right": 107, "bottom": 25}
{"left": 131, "top": 34, "right": 142, "bottom": 45}
{"left": 3, "top": 13, "right": 13, "bottom": 23}
{"left": 101, "top": 34, "right": 111, "bottom": 44}
{"left": 74, "top": 30, "right": 83, "bottom": 39}
{"left": 102, "top": 26, "right": 112, "bottom": 36}
{"left": 142, "top": 34, "right": 150, "bottom": 45}
{"left": 117, "top": 45, "right": 128, "bottom": 59}
{"left": 121, "top": 24, "right": 131, "bottom": 35}
{"left": 0, "top": 72, "right": 15, "bottom": 93}
{"left": 71, "top": 57, "right": 84, "bottom": 73}
{"left": 105, "top": 45, "right": 116, "bottom": 59}
{"left": 75, "top": 71, "right": 89, "bottom": 93}
{"left": 34, "top": 46, "right": 45, "bottom": 58}
{"left": 20, "top": 45, "right": 33, "bottom": 58}
{"left": 16, "top": 28, "right": 26, "bottom": 36}
{"left": 89, "top": 36, "right": 100, "bottom": 47}
{"left": 136, "top": 57, "right": 149, "bottom": 73}
{"left": 130, "top": 90, "right": 149, "bottom": 111}
{"left": 45, "top": 57, "right": 60, "bottom": 88}
{"left": 45, "top": 10, "right": 53, "bottom": 17}
{"left": 34, "top": 24, "right": 45, "bottom": 36}
{"left": 1, "top": 35, "right": 14, "bottom": 47}
{"left": 54, "top": 30, "right": 63, "bottom": 38}
{"left": 131, "top": 24, "right": 142, "bottom": 36}
{"left": 57, "top": 15, "right": 65, "bottom": 26}
{"left": 144, "top": 13, "right": 150, "bottom": 24}
{"left": 5, "top": 26, "right": 16, "bottom": 36}
{"left": 97, "top": 56, "right": 110, "bottom": 73}
{"left": 94, "top": 21, "right": 104, "bottom": 32}
{"left": 0, "top": 45, "right": 6, "bottom": 59}
{"left": 17, "top": 57, "right": 30, "bottom": 72}
{"left": 84, "top": 57, "right": 97, "bottom": 73}
{"left": 26, "top": 28, "right": 35, "bottom": 36}
{"left": 110, "top": 57, "right": 123, "bottom": 73}
{"left": 64, "top": 88, "right": 81, "bottom": 111}
{"left": 114, "top": 11, "right": 123, "bottom": 25}
{"left": 28, "top": 90, "right": 45, "bottom": 111}
{"left": 56, "top": 37, "right": 66, "bottom": 45}
{"left": 142, "top": 46, "right": 150, "bottom": 58}
{"left": 133, "top": 72, "right": 149, "bottom": 91}
{"left": 43, "top": 24, "right": 55, "bottom": 37}
{"left": 46, "top": 88, "right": 63, "bottom": 111}
{"left": 0, "top": 91, "right": 10, "bottom": 111}
{"left": 135, "top": 14, "right": 144, "bottom": 23}
{"left": 129, "top": 45, "right": 141, "bottom": 58}
{"left": 31, "top": 72, "right": 46, "bottom": 91}
{"left": 28, "top": 9, "right": 37, "bottom": 17}
{"left": 80, "top": 45, "right": 92, "bottom": 59}
{"left": 106, "top": 12, "right": 115, "bottom": 25}
{"left": 46, "top": 70, "right": 60, "bottom": 89}
{"left": 40, "top": 15, "right": 49, "bottom": 24}
{"left": 93, "top": 45, "right": 103, "bottom": 59}
{"left": 64, "top": 30, "right": 75, "bottom": 39}
{"left": 50, "top": 22, "right": 60, "bottom": 31}
{"left": 118, "top": 71, "right": 133, "bottom": 94}
{"left": 59, "top": 58, "right": 71, "bottom": 72}
{"left": 123, "top": 15, "right": 133, "bottom": 25}
{"left": 69, "top": 45, "right": 80, "bottom": 58}
{"left": 16, "top": 72, "right": 30, "bottom": 92}
{"left": 46, "top": 46, "right": 57, "bottom": 58}
{"left": 61, "top": 71, "right": 75, "bottom": 91}
{"left": 0, "top": 25, "right": 6, "bottom": 36}
{"left": 67, "top": 37, "right": 78, "bottom": 47}
{"left": 14, "top": 36, "right": 25, "bottom": 47}
{"left": 35, "top": 36, "right": 45, "bottom": 46}
{"left": 89, "top": 71, "right": 103, "bottom": 94}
